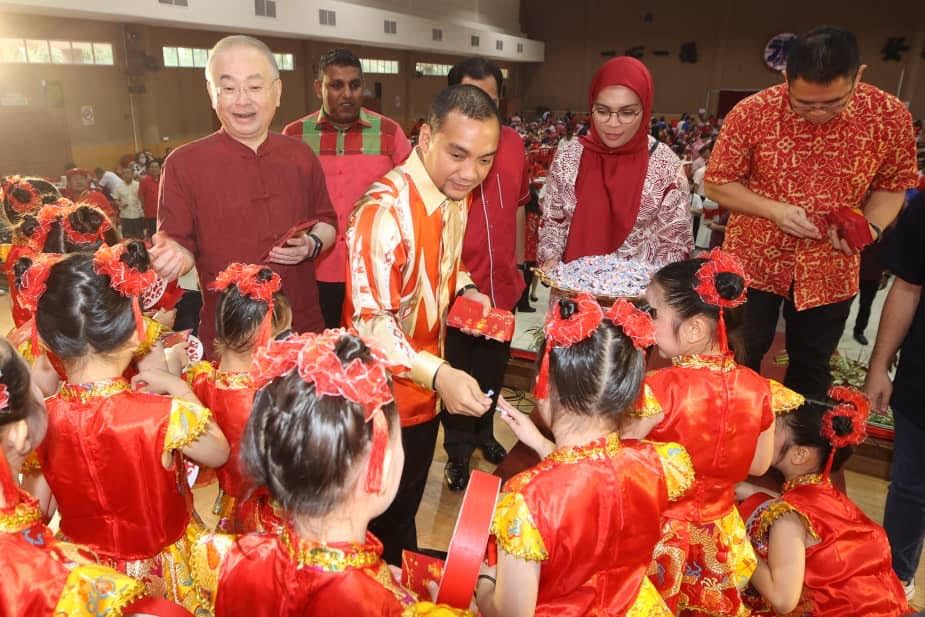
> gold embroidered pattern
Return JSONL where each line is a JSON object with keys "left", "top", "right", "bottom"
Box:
{"left": 20, "top": 451, "right": 41, "bottom": 473}
{"left": 626, "top": 383, "right": 663, "bottom": 418}
{"left": 647, "top": 441, "right": 695, "bottom": 501}
{"left": 215, "top": 370, "right": 253, "bottom": 390}
{"left": 190, "top": 531, "right": 236, "bottom": 613}
{"left": 546, "top": 432, "right": 622, "bottom": 465}
{"left": 58, "top": 378, "right": 131, "bottom": 403}
{"left": 626, "top": 577, "right": 673, "bottom": 617}
{"left": 133, "top": 317, "right": 166, "bottom": 359}
{"left": 757, "top": 499, "right": 819, "bottom": 542}
{"left": 769, "top": 379, "right": 804, "bottom": 415}
{"left": 163, "top": 398, "right": 212, "bottom": 453}
{"left": 402, "top": 602, "right": 476, "bottom": 616}
{"left": 782, "top": 473, "right": 825, "bottom": 493}
{"left": 671, "top": 354, "right": 736, "bottom": 372}
{"left": 0, "top": 498, "right": 42, "bottom": 532}
{"left": 491, "top": 491, "right": 549, "bottom": 562}
{"left": 183, "top": 360, "right": 215, "bottom": 387}
{"left": 54, "top": 563, "right": 146, "bottom": 617}
{"left": 279, "top": 528, "right": 380, "bottom": 572}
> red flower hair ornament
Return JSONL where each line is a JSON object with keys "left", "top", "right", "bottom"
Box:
{"left": 605, "top": 299, "right": 656, "bottom": 350}
{"left": 534, "top": 292, "right": 604, "bottom": 400}
{"left": 820, "top": 385, "right": 870, "bottom": 477}
{"left": 210, "top": 263, "right": 282, "bottom": 350}
{"left": 60, "top": 203, "right": 112, "bottom": 246}
{"left": 93, "top": 243, "right": 157, "bottom": 344}
{"left": 693, "top": 248, "right": 750, "bottom": 353}
{"left": 250, "top": 329, "right": 396, "bottom": 494}
{"left": 16, "top": 253, "right": 65, "bottom": 357}
{"left": 22, "top": 203, "right": 65, "bottom": 252}
{"left": 3, "top": 176, "right": 42, "bottom": 214}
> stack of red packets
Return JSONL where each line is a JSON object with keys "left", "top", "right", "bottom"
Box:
{"left": 447, "top": 297, "right": 515, "bottom": 342}
{"left": 825, "top": 207, "right": 874, "bottom": 251}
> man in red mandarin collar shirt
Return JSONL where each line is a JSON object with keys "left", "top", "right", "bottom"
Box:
{"left": 151, "top": 35, "right": 337, "bottom": 355}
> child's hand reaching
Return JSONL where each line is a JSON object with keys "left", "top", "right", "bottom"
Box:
{"left": 132, "top": 367, "right": 196, "bottom": 401}
{"left": 497, "top": 396, "right": 555, "bottom": 459}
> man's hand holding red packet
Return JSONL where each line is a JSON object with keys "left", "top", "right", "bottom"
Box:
{"left": 447, "top": 296, "right": 515, "bottom": 342}
{"left": 825, "top": 207, "right": 874, "bottom": 253}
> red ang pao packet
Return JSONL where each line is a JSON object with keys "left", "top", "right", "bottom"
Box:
{"left": 447, "top": 296, "right": 515, "bottom": 342}
{"left": 262, "top": 219, "right": 317, "bottom": 260}
{"left": 401, "top": 550, "right": 445, "bottom": 598}
{"left": 825, "top": 208, "right": 873, "bottom": 251}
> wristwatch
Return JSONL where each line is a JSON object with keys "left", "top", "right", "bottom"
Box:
{"left": 457, "top": 283, "right": 478, "bottom": 297}
{"left": 307, "top": 232, "right": 323, "bottom": 260}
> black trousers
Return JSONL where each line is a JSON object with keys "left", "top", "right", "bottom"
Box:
{"left": 368, "top": 416, "right": 440, "bottom": 566}
{"left": 742, "top": 287, "right": 853, "bottom": 399}
{"left": 317, "top": 281, "right": 346, "bottom": 329}
{"left": 174, "top": 290, "right": 203, "bottom": 337}
{"left": 854, "top": 278, "right": 880, "bottom": 335}
{"left": 439, "top": 327, "right": 509, "bottom": 461}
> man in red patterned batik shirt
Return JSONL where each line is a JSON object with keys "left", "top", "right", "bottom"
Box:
{"left": 706, "top": 26, "right": 917, "bottom": 397}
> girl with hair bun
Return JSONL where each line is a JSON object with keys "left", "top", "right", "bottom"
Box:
{"left": 628, "top": 249, "right": 803, "bottom": 616}
{"left": 1, "top": 174, "right": 60, "bottom": 224}
{"left": 4, "top": 201, "right": 64, "bottom": 328}
{"left": 184, "top": 263, "right": 291, "bottom": 532}
{"left": 739, "top": 388, "right": 910, "bottom": 616}
{"left": 0, "top": 337, "right": 148, "bottom": 615}
{"left": 190, "top": 329, "right": 472, "bottom": 616}
{"left": 22, "top": 240, "right": 229, "bottom": 612}
{"left": 476, "top": 293, "right": 694, "bottom": 617}
{"left": 41, "top": 201, "right": 121, "bottom": 253}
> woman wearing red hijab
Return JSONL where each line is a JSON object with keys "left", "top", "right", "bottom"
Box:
{"left": 538, "top": 57, "right": 693, "bottom": 267}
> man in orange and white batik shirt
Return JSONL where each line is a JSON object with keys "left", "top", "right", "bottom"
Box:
{"left": 345, "top": 84, "right": 500, "bottom": 565}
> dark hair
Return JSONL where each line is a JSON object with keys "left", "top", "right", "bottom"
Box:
{"left": 33, "top": 241, "right": 150, "bottom": 359}
{"left": 537, "top": 299, "right": 646, "bottom": 421}
{"left": 146, "top": 158, "right": 161, "bottom": 170}
{"left": 447, "top": 57, "right": 504, "bottom": 95}
{"left": 318, "top": 47, "right": 362, "bottom": 79}
{"left": 781, "top": 398, "right": 858, "bottom": 473}
{"left": 241, "top": 333, "right": 397, "bottom": 518}
{"left": 786, "top": 26, "right": 860, "bottom": 85}
{"left": 214, "top": 267, "right": 290, "bottom": 354}
{"left": 42, "top": 205, "right": 121, "bottom": 253}
{"left": 428, "top": 84, "right": 500, "bottom": 132}
{"left": 2, "top": 177, "right": 60, "bottom": 224}
{"left": 651, "top": 258, "right": 746, "bottom": 360}
{"left": 0, "top": 339, "right": 43, "bottom": 432}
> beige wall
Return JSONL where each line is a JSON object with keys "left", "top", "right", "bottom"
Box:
{"left": 521, "top": 0, "right": 925, "bottom": 120}
{"left": 0, "top": 11, "right": 525, "bottom": 176}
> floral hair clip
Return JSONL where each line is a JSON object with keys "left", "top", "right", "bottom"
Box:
{"left": 61, "top": 203, "right": 112, "bottom": 246}
{"left": 210, "top": 264, "right": 283, "bottom": 349}
{"left": 820, "top": 385, "right": 870, "bottom": 477}
{"left": 693, "top": 248, "right": 750, "bottom": 353}
{"left": 0, "top": 383, "right": 9, "bottom": 412}
{"left": 605, "top": 299, "right": 656, "bottom": 350}
{"left": 22, "top": 203, "right": 65, "bottom": 252}
{"left": 534, "top": 292, "right": 604, "bottom": 400}
{"left": 16, "top": 253, "right": 65, "bottom": 357}
{"left": 5, "top": 178, "right": 41, "bottom": 214}
{"left": 250, "top": 329, "right": 395, "bottom": 493}
{"left": 93, "top": 243, "right": 157, "bottom": 344}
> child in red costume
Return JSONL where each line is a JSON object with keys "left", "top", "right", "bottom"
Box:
{"left": 739, "top": 389, "right": 911, "bottom": 616}
{"left": 191, "top": 329, "right": 472, "bottom": 616}
{"left": 477, "top": 294, "right": 694, "bottom": 617}
{"left": 22, "top": 241, "right": 229, "bottom": 612}
{"left": 184, "top": 262, "right": 291, "bottom": 532}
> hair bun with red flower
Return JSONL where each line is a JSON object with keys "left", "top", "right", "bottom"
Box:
{"left": 822, "top": 386, "right": 870, "bottom": 449}
{"left": 211, "top": 263, "right": 282, "bottom": 348}
{"left": 61, "top": 202, "right": 112, "bottom": 246}
{"left": 534, "top": 292, "right": 604, "bottom": 400}
{"left": 250, "top": 328, "right": 395, "bottom": 493}
{"left": 605, "top": 299, "right": 656, "bottom": 349}
{"left": 2, "top": 175, "right": 42, "bottom": 215}
{"left": 93, "top": 242, "right": 157, "bottom": 343}
{"left": 694, "top": 248, "right": 750, "bottom": 309}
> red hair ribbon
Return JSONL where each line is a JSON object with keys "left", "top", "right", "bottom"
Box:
{"left": 251, "top": 329, "right": 395, "bottom": 493}
{"left": 210, "top": 263, "right": 282, "bottom": 349}
{"left": 605, "top": 299, "right": 656, "bottom": 350}
{"left": 820, "top": 385, "right": 870, "bottom": 477}
{"left": 534, "top": 292, "right": 604, "bottom": 400}
{"left": 17, "top": 253, "right": 64, "bottom": 357}
{"left": 60, "top": 203, "right": 112, "bottom": 246}
{"left": 2, "top": 176, "right": 42, "bottom": 214}
{"left": 23, "top": 203, "right": 65, "bottom": 252}
{"left": 93, "top": 243, "right": 157, "bottom": 343}
{"left": 693, "top": 248, "right": 750, "bottom": 353}
{"left": 0, "top": 381, "right": 18, "bottom": 508}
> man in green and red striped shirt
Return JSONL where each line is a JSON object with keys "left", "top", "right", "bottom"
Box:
{"left": 283, "top": 48, "right": 412, "bottom": 328}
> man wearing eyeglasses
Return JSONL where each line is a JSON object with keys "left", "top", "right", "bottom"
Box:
{"left": 705, "top": 26, "right": 917, "bottom": 398}
{"left": 152, "top": 35, "right": 337, "bottom": 355}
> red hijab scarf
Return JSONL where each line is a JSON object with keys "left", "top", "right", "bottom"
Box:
{"left": 564, "top": 57, "right": 653, "bottom": 263}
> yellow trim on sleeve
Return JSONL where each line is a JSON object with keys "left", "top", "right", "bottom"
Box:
{"left": 163, "top": 398, "right": 212, "bottom": 454}
{"left": 647, "top": 441, "right": 695, "bottom": 501}
{"left": 626, "top": 383, "right": 663, "bottom": 418}
{"left": 490, "top": 491, "right": 549, "bottom": 562}
{"left": 410, "top": 351, "right": 446, "bottom": 390}
{"left": 768, "top": 379, "right": 805, "bottom": 415}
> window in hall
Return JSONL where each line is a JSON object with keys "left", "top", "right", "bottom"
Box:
{"left": 496, "top": 40, "right": 503, "bottom": 51}
{"left": 517, "top": 42, "right": 524, "bottom": 54}
{"left": 255, "top": 0, "right": 276, "bottom": 17}
{"left": 384, "top": 20, "right": 397, "bottom": 35}
{"left": 162, "top": 46, "right": 179, "bottom": 67}
{"left": 159, "top": 0, "right": 188, "bottom": 6}
{"left": 92, "top": 42, "right": 114, "bottom": 65}
{"left": 361, "top": 58, "right": 398, "bottom": 75}
{"left": 273, "top": 52, "right": 294, "bottom": 71}
{"left": 25, "top": 39, "right": 50, "bottom": 63}
{"left": 415, "top": 62, "right": 452, "bottom": 77}
{"left": 177, "top": 46, "right": 194, "bottom": 67}
{"left": 432, "top": 28, "right": 442, "bottom": 42}
{"left": 319, "top": 9, "right": 336, "bottom": 26}
{"left": 0, "top": 38, "right": 26, "bottom": 63}
{"left": 470, "top": 35, "right": 480, "bottom": 48}
{"left": 192, "top": 48, "right": 208, "bottom": 68}
{"left": 69, "top": 41, "right": 94, "bottom": 64}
